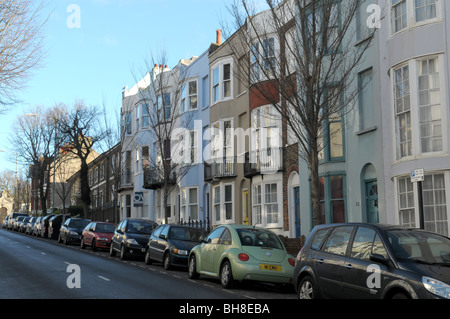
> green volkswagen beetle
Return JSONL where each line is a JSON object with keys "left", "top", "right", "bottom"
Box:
{"left": 188, "top": 224, "right": 295, "bottom": 288}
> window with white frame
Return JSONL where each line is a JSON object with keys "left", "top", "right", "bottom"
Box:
{"left": 181, "top": 187, "right": 198, "bottom": 221}
{"left": 415, "top": 0, "right": 437, "bottom": 22}
{"left": 213, "top": 183, "right": 234, "bottom": 224}
{"left": 418, "top": 58, "right": 442, "bottom": 153}
{"left": 211, "top": 59, "right": 233, "bottom": 104}
{"left": 397, "top": 173, "right": 448, "bottom": 236}
{"left": 125, "top": 112, "right": 132, "bottom": 135}
{"left": 252, "top": 181, "right": 281, "bottom": 227}
{"left": 142, "top": 104, "right": 149, "bottom": 128}
{"left": 394, "top": 65, "right": 412, "bottom": 159}
{"left": 393, "top": 56, "right": 444, "bottom": 160}
{"left": 251, "top": 37, "right": 276, "bottom": 83}
{"left": 398, "top": 176, "right": 416, "bottom": 228}
{"left": 423, "top": 173, "right": 447, "bottom": 236}
{"left": 391, "top": 0, "right": 407, "bottom": 33}
{"left": 391, "top": 0, "right": 439, "bottom": 35}
{"left": 211, "top": 119, "right": 233, "bottom": 160}
{"left": 181, "top": 80, "right": 198, "bottom": 112}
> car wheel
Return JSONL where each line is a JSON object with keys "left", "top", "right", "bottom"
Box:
{"left": 109, "top": 243, "right": 116, "bottom": 257}
{"left": 391, "top": 292, "right": 409, "bottom": 299}
{"left": 91, "top": 239, "right": 97, "bottom": 251}
{"left": 163, "top": 253, "right": 171, "bottom": 270}
{"left": 220, "top": 261, "right": 234, "bottom": 289}
{"left": 80, "top": 238, "right": 86, "bottom": 249}
{"left": 188, "top": 255, "right": 200, "bottom": 279}
{"left": 58, "top": 234, "right": 62, "bottom": 243}
{"left": 144, "top": 248, "right": 153, "bottom": 265}
{"left": 120, "top": 245, "right": 127, "bottom": 260}
{"left": 298, "top": 276, "right": 316, "bottom": 299}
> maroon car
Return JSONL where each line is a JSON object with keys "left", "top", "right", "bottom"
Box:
{"left": 80, "top": 222, "right": 115, "bottom": 251}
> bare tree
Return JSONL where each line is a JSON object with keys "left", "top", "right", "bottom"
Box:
{"left": 0, "top": 170, "right": 30, "bottom": 211}
{"left": 58, "top": 100, "right": 109, "bottom": 218}
{"left": 227, "top": 0, "right": 378, "bottom": 226}
{"left": 10, "top": 105, "right": 62, "bottom": 215}
{"left": 0, "top": 0, "right": 47, "bottom": 110}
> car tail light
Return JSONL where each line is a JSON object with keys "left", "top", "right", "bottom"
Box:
{"left": 288, "top": 258, "right": 295, "bottom": 267}
{"left": 238, "top": 253, "right": 249, "bottom": 261}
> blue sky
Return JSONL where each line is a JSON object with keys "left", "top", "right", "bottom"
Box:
{"left": 0, "top": 0, "right": 236, "bottom": 175}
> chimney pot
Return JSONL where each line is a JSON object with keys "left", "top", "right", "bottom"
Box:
{"left": 216, "top": 29, "right": 222, "bottom": 45}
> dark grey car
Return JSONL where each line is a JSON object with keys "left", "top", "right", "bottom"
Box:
{"left": 294, "top": 223, "right": 450, "bottom": 299}
{"left": 110, "top": 219, "right": 158, "bottom": 260}
{"left": 58, "top": 218, "right": 91, "bottom": 245}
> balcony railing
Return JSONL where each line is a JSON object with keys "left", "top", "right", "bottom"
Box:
{"left": 244, "top": 147, "right": 284, "bottom": 178}
{"left": 143, "top": 166, "right": 176, "bottom": 190}
{"left": 204, "top": 157, "right": 236, "bottom": 181}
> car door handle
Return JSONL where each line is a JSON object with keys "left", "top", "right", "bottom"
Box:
{"left": 345, "top": 263, "right": 353, "bottom": 269}
{"left": 316, "top": 258, "right": 324, "bottom": 263}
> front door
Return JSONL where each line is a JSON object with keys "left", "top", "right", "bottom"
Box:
{"left": 366, "top": 181, "right": 379, "bottom": 223}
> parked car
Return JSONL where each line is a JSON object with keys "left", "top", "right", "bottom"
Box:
{"left": 81, "top": 222, "right": 115, "bottom": 251}
{"left": 39, "top": 214, "right": 55, "bottom": 237}
{"left": 145, "top": 224, "right": 206, "bottom": 269}
{"left": 48, "top": 215, "right": 68, "bottom": 239}
{"left": 2, "top": 217, "right": 7, "bottom": 229}
{"left": 6, "top": 213, "right": 28, "bottom": 230}
{"left": 110, "top": 219, "right": 158, "bottom": 260}
{"left": 25, "top": 217, "right": 37, "bottom": 235}
{"left": 32, "top": 217, "right": 42, "bottom": 236}
{"left": 294, "top": 223, "right": 450, "bottom": 299}
{"left": 188, "top": 224, "right": 295, "bottom": 288}
{"left": 13, "top": 216, "right": 26, "bottom": 231}
{"left": 18, "top": 216, "right": 31, "bottom": 233}
{"left": 58, "top": 218, "right": 92, "bottom": 245}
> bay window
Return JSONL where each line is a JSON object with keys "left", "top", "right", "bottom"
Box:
{"left": 393, "top": 56, "right": 445, "bottom": 160}
{"left": 391, "top": 0, "right": 439, "bottom": 35}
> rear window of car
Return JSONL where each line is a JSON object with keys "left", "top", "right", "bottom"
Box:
{"left": 310, "top": 228, "right": 332, "bottom": 251}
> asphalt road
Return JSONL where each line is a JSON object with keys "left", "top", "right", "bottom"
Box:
{"left": 0, "top": 228, "right": 296, "bottom": 300}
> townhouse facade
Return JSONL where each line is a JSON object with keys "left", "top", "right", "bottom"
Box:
{"left": 379, "top": 0, "right": 450, "bottom": 236}
{"left": 206, "top": 27, "right": 252, "bottom": 230}
{"left": 67, "top": 144, "right": 119, "bottom": 222}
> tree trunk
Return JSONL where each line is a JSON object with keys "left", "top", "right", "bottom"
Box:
{"left": 79, "top": 160, "right": 91, "bottom": 218}
{"left": 309, "top": 148, "right": 321, "bottom": 227}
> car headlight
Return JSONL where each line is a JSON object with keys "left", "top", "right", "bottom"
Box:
{"left": 69, "top": 231, "right": 79, "bottom": 236}
{"left": 173, "top": 249, "right": 188, "bottom": 256}
{"left": 126, "top": 238, "right": 139, "bottom": 245}
{"left": 422, "top": 276, "right": 450, "bottom": 299}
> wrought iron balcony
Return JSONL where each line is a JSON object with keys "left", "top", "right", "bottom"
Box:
{"left": 204, "top": 157, "right": 236, "bottom": 181}
{"left": 244, "top": 147, "right": 284, "bottom": 178}
{"left": 143, "top": 166, "right": 176, "bottom": 190}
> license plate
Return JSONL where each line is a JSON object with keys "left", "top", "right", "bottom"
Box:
{"left": 259, "top": 264, "right": 281, "bottom": 271}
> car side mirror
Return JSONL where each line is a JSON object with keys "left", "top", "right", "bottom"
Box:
{"left": 370, "top": 253, "right": 390, "bottom": 266}
{"left": 159, "top": 234, "right": 167, "bottom": 240}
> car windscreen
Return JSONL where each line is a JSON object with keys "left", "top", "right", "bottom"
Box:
{"left": 69, "top": 219, "right": 91, "bottom": 228}
{"left": 95, "top": 223, "right": 115, "bottom": 233}
{"left": 169, "top": 227, "right": 204, "bottom": 242}
{"left": 388, "top": 230, "right": 450, "bottom": 265}
{"left": 237, "top": 228, "right": 284, "bottom": 250}
{"left": 126, "top": 221, "right": 155, "bottom": 234}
